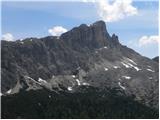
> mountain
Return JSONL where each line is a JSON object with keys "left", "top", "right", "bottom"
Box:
{"left": 1, "top": 21, "right": 159, "bottom": 118}
{"left": 152, "top": 56, "right": 159, "bottom": 63}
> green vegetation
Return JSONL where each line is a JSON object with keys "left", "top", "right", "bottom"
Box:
{"left": 1, "top": 87, "right": 159, "bottom": 119}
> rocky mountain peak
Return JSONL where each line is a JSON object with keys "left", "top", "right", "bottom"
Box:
{"left": 1, "top": 20, "right": 159, "bottom": 111}
{"left": 60, "top": 20, "right": 111, "bottom": 49}
{"left": 91, "top": 20, "right": 107, "bottom": 32}
{"left": 79, "top": 24, "right": 88, "bottom": 29}
{"left": 111, "top": 33, "right": 120, "bottom": 46}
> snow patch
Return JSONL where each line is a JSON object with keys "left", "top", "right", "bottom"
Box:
{"left": 127, "top": 63, "right": 134, "bottom": 67}
{"left": 118, "top": 82, "right": 125, "bottom": 90}
{"left": 6, "top": 89, "right": 12, "bottom": 94}
{"left": 147, "top": 69, "right": 155, "bottom": 72}
{"left": 113, "top": 66, "right": 119, "bottom": 69}
{"left": 76, "top": 79, "right": 81, "bottom": 86}
{"left": 104, "top": 46, "right": 107, "bottom": 49}
{"left": 26, "top": 76, "right": 34, "bottom": 80}
{"left": 48, "top": 95, "right": 51, "bottom": 98}
{"left": 121, "top": 62, "right": 141, "bottom": 71}
{"left": 122, "top": 76, "right": 131, "bottom": 79}
{"left": 127, "top": 63, "right": 141, "bottom": 71}
{"left": 82, "top": 82, "right": 90, "bottom": 86}
{"left": 147, "top": 65, "right": 152, "bottom": 68}
{"left": 0, "top": 93, "right": 3, "bottom": 96}
{"left": 26, "top": 76, "right": 41, "bottom": 84}
{"left": 126, "top": 58, "right": 137, "bottom": 65}
{"left": 38, "top": 78, "right": 47, "bottom": 83}
{"left": 67, "top": 87, "right": 72, "bottom": 91}
{"left": 104, "top": 67, "right": 108, "bottom": 71}
{"left": 133, "top": 66, "right": 141, "bottom": 71}
{"left": 72, "top": 75, "right": 76, "bottom": 78}
{"left": 149, "top": 77, "right": 153, "bottom": 79}
{"left": 121, "top": 62, "right": 130, "bottom": 68}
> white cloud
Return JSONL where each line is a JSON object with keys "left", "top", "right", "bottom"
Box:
{"left": 139, "top": 35, "right": 159, "bottom": 47}
{"left": 48, "top": 26, "right": 67, "bottom": 36}
{"left": 2, "top": 33, "right": 14, "bottom": 41}
{"left": 83, "top": 0, "right": 138, "bottom": 22}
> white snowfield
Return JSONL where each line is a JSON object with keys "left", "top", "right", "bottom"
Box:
{"left": 6, "top": 89, "right": 12, "bottom": 94}
{"left": 132, "top": 66, "right": 141, "bottom": 71}
{"left": 113, "top": 66, "right": 119, "bottom": 69}
{"left": 72, "top": 75, "right": 76, "bottom": 78}
{"left": 122, "top": 76, "right": 131, "bottom": 79}
{"left": 147, "top": 69, "right": 155, "bottom": 72}
{"left": 67, "top": 87, "right": 72, "bottom": 91}
{"left": 104, "top": 67, "right": 108, "bottom": 71}
{"left": 26, "top": 76, "right": 40, "bottom": 84}
{"left": 82, "top": 82, "right": 90, "bottom": 86}
{"left": 147, "top": 65, "right": 152, "bottom": 68}
{"left": 121, "top": 62, "right": 130, "bottom": 68}
{"left": 126, "top": 58, "right": 137, "bottom": 65}
{"left": 118, "top": 82, "right": 125, "bottom": 90}
{"left": 121, "top": 60, "right": 141, "bottom": 71}
{"left": 76, "top": 79, "right": 81, "bottom": 86}
{"left": 127, "top": 63, "right": 141, "bottom": 71}
{"left": 98, "top": 46, "right": 107, "bottom": 51}
{"left": 38, "top": 78, "right": 47, "bottom": 83}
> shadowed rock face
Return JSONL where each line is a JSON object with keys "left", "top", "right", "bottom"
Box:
{"left": 152, "top": 56, "right": 159, "bottom": 63}
{"left": 1, "top": 20, "right": 159, "bottom": 109}
{"left": 60, "top": 20, "right": 111, "bottom": 49}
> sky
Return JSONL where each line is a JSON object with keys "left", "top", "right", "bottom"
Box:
{"left": 1, "top": 0, "right": 159, "bottom": 58}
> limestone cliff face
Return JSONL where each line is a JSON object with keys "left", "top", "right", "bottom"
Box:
{"left": 60, "top": 20, "right": 112, "bottom": 49}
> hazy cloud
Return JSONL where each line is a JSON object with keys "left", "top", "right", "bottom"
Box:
{"left": 83, "top": 0, "right": 138, "bottom": 22}
{"left": 139, "top": 35, "right": 159, "bottom": 47}
{"left": 48, "top": 26, "right": 67, "bottom": 36}
{"left": 2, "top": 33, "right": 14, "bottom": 41}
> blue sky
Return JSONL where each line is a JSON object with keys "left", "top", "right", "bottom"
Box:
{"left": 1, "top": 0, "right": 159, "bottom": 58}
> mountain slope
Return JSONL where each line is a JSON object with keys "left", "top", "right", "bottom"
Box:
{"left": 1, "top": 21, "right": 159, "bottom": 113}
{"left": 2, "top": 88, "right": 158, "bottom": 119}
{"left": 152, "top": 56, "right": 159, "bottom": 63}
